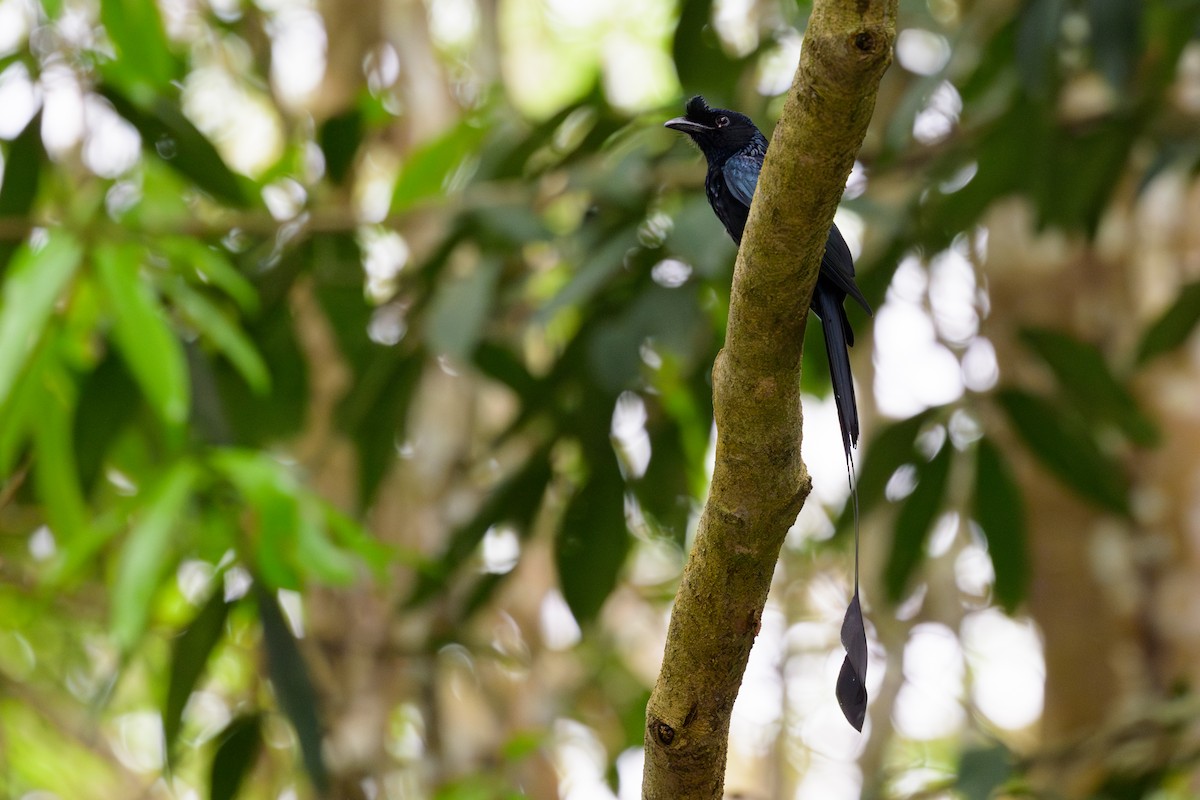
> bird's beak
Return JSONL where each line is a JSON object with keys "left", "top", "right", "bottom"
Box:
{"left": 664, "top": 117, "right": 710, "bottom": 135}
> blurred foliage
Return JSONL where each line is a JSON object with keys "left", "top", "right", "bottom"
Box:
{"left": 0, "top": 0, "right": 1198, "bottom": 798}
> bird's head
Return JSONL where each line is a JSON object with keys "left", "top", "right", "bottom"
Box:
{"left": 664, "top": 95, "right": 761, "bottom": 161}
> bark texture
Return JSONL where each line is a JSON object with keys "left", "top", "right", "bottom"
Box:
{"left": 641, "top": 2, "right": 897, "bottom": 797}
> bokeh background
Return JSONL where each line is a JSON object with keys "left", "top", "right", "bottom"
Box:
{"left": 1, "top": 0, "right": 1199, "bottom": 798}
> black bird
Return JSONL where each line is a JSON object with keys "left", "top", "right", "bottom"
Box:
{"left": 664, "top": 95, "right": 872, "bottom": 458}
{"left": 666, "top": 95, "right": 872, "bottom": 731}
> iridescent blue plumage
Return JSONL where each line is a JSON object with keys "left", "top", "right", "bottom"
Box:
{"left": 665, "top": 95, "right": 872, "bottom": 456}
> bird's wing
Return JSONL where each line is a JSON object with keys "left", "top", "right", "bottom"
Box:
{"left": 821, "top": 225, "right": 872, "bottom": 314}
{"left": 724, "top": 157, "right": 873, "bottom": 319}
{"left": 721, "top": 153, "right": 761, "bottom": 210}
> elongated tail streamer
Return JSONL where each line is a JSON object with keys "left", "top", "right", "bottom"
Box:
{"left": 836, "top": 450, "right": 868, "bottom": 730}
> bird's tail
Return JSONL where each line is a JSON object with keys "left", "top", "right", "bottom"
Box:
{"left": 814, "top": 283, "right": 859, "bottom": 458}
{"left": 816, "top": 282, "right": 870, "bottom": 730}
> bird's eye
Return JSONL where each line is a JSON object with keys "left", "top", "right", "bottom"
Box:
{"left": 716, "top": 115, "right": 730, "bottom": 127}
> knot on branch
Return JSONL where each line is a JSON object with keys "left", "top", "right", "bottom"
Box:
{"left": 854, "top": 31, "right": 878, "bottom": 53}
{"left": 650, "top": 719, "right": 676, "bottom": 746}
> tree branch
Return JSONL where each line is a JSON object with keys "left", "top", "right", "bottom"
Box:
{"left": 642, "top": 2, "right": 896, "bottom": 797}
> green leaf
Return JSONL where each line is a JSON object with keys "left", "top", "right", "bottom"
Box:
{"left": 473, "top": 342, "right": 539, "bottom": 401}
{"left": 917, "top": 102, "right": 1035, "bottom": 252}
{"left": 94, "top": 241, "right": 190, "bottom": 429}
{"left": 664, "top": 196, "right": 736, "bottom": 280}
{"left": 1141, "top": 2, "right": 1200, "bottom": 100}
{"left": 212, "top": 451, "right": 364, "bottom": 587}
{"left": 556, "top": 457, "right": 629, "bottom": 624}
{"left": 148, "top": 96, "right": 251, "bottom": 206}
{"left": 634, "top": 419, "right": 694, "bottom": 542}
{"left": 1135, "top": 280, "right": 1200, "bottom": 366}
{"left": 585, "top": 282, "right": 707, "bottom": 395}
{"left": 501, "top": 729, "right": 545, "bottom": 762}
{"left": 338, "top": 351, "right": 424, "bottom": 511}
{"left": 100, "top": 86, "right": 250, "bottom": 207}
{"left": 213, "top": 294, "right": 308, "bottom": 447}
{"left": 1, "top": 699, "right": 123, "bottom": 797}
{"left": 111, "top": 460, "right": 198, "bottom": 650}
{"left": 391, "top": 119, "right": 486, "bottom": 212}
{"left": 672, "top": 0, "right": 743, "bottom": 101}
{"left": 0, "top": 112, "right": 45, "bottom": 277}
{"left": 44, "top": 517, "right": 125, "bottom": 589}
{"left": 160, "top": 237, "right": 258, "bottom": 314}
{"left": 458, "top": 572, "right": 509, "bottom": 620}
{"left": 1085, "top": 0, "right": 1140, "bottom": 90}
{"left": 187, "top": 340, "right": 236, "bottom": 446}
{"left": 165, "top": 587, "right": 231, "bottom": 763}
{"left": 32, "top": 363, "right": 89, "bottom": 543}
{"left": 1015, "top": 0, "right": 1066, "bottom": 98}
{"left": 538, "top": 226, "right": 640, "bottom": 321}
{"left": 294, "top": 497, "right": 357, "bottom": 585}
{"left": 211, "top": 450, "right": 302, "bottom": 590}
{"left": 73, "top": 354, "right": 140, "bottom": 493}
{"left": 0, "top": 336, "right": 49, "bottom": 478}
{"left": 322, "top": 503, "right": 396, "bottom": 577}
{"left": 472, "top": 204, "right": 549, "bottom": 248}
{"left": 255, "top": 585, "right": 327, "bottom": 793}
{"left": 424, "top": 256, "right": 502, "bottom": 362}
{"left": 99, "top": 0, "right": 177, "bottom": 92}
{"left": 973, "top": 438, "right": 1028, "bottom": 613}
{"left": 309, "top": 233, "right": 373, "bottom": 371}
{"left": 997, "top": 388, "right": 1130, "bottom": 515}
{"left": 0, "top": 230, "right": 82, "bottom": 403}
{"left": 884, "top": 439, "right": 953, "bottom": 603}
{"left": 209, "top": 714, "right": 263, "bottom": 800}
{"left": 1040, "top": 120, "right": 1137, "bottom": 236}
{"left": 956, "top": 743, "right": 1013, "bottom": 800}
{"left": 1019, "top": 327, "right": 1158, "bottom": 445}
{"left": 161, "top": 278, "right": 270, "bottom": 395}
{"left": 318, "top": 107, "right": 363, "bottom": 185}
{"left": 647, "top": 351, "right": 712, "bottom": 499}
{"left": 434, "top": 776, "right": 502, "bottom": 800}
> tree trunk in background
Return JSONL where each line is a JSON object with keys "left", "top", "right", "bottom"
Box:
{"left": 984, "top": 202, "right": 1124, "bottom": 781}
{"left": 1135, "top": 176, "right": 1200, "bottom": 691}
{"left": 289, "top": 281, "right": 399, "bottom": 799}
{"left": 314, "top": 0, "right": 384, "bottom": 120}
{"left": 982, "top": 170, "right": 1200, "bottom": 792}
